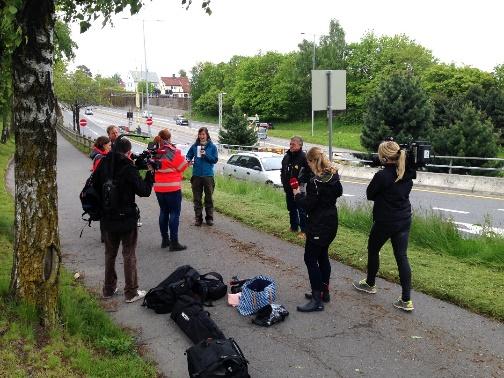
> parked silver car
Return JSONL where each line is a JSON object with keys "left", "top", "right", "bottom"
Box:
{"left": 222, "top": 152, "right": 283, "bottom": 187}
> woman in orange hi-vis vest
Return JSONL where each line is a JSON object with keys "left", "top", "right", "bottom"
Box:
{"left": 153, "top": 129, "right": 189, "bottom": 251}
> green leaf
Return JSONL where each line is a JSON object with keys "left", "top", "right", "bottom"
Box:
{"left": 79, "top": 21, "right": 91, "bottom": 33}
{"left": 7, "top": 5, "right": 17, "bottom": 15}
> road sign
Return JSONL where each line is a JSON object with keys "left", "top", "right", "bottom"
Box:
{"left": 79, "top": 118, "right": 87, "bottom": 127}
{"left": 146, "top": 117, "right": 153, "bottom": 126}
{"left": 312, "top": 70, "right": 346, "bottom": 111}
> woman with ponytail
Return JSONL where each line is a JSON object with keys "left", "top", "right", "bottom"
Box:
{"left": 292, "top": 147, "right": 343, "bottom": 312}
{"left": 353, "top": 140, "right": 416, "bottom": 312}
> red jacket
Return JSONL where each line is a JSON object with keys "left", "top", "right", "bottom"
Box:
{"left": 154, "top": 143, "right": 188, "bottom": 192}
{"left": 91, "top": 147, "right": 108, "bottom": 172}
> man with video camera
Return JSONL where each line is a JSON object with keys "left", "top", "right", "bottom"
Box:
{"left": 92, "top": 137, "right": 154, "bottom": 303}
{"left": 352, "top": 139, "right": 417, "bottom": 312}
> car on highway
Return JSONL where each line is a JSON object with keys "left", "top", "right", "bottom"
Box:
{"left": 84, "top": 108, "right": 93, "bottom": 115}
{"left": 118, "top": 125, "right": 130, "bottom": 134}
{"left": 175, "top": 115, "right": 189, "bottom": 126}
{"left": 222, "top": 151, "right": 283, "bottom": 187}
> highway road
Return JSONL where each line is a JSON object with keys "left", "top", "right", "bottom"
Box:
{"left": 67, "top": 106, "right": 504, "bottom": 235}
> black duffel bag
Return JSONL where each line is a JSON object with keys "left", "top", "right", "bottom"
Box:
{"left": 143, "top": 265, "right": 200, "bottom": 314}
{"left": 171, "top": 295, "right": 225, "bottom": 344}
{"left": 196, "top": 272, "right": 228, "bottom": 301}
{"left": 186, "top": 338, "right": 250, "bottom": 378}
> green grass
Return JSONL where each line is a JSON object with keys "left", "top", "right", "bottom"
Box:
{"left": 191, "top": 112, "right": 218, "bottom": 124}
{"left": 0, "top": 137, "right": 157, "bottom": 377}
{"left": 268, "top": 118, "right": 364, "bottom": 151}
{"left": 182, "top": 169, "right": 504, "bottom": 321}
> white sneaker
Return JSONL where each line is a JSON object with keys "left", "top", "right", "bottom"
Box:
{"left": 125, "top": 290, "right": 146, "bottom": 303}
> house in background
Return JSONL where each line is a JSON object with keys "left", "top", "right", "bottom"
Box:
{"left": 160, "top": 75, "right": 191, "bottom": 97}
{"left": 123, "top": 71, "right": 160, "bottom": 92}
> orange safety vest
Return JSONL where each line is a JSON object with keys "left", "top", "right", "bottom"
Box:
{"left": 154, "top": 143, "right": 189, "bottom": 193}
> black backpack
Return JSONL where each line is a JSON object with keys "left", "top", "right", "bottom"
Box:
{"left": 143, "top": 265, "right": 200, "bottom": 314}
{"left": 195, "top": 272, "right": 228, "bottom": 302}
{"left": 171, "top": 295, "right": 225, "bottom": 345}
{"left": 80, "top": 172, "right": 101, "bottom": 227}
{"left": 186, "top": 338, "right": 250, "bottom": 378}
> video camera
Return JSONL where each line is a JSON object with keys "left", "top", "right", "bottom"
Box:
{"left": 134, "top": 142, "right": 164, "bottom": 171}
{"left": 370, "top": 138, "right": 432, "bottom": 170}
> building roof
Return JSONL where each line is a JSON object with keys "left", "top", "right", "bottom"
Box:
{"left": 129, "top": 70, "right": 159, "bottom": 83}
{"left": 160, "top": 76, "right": 191, "bottom": 93}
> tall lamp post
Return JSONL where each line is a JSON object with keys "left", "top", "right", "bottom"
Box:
{"left": 218, "top": 92, "right": 227, "bottom": 129}
{"left": 301, "top": 32, "right": 316, "bottom": 136}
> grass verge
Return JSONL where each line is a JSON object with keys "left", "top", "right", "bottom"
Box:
{"left": 268, "top": 118, "right": 364, "bottom": 151}
{"left": 182, "top": 170, "right": 504, "bottom": 321}
{"left": 0, "top": 138, "right": 157, "bottom": 377}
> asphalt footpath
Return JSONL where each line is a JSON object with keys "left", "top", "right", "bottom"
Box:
{"left": 8, "top": 133, "right": 502, "bottom": 377}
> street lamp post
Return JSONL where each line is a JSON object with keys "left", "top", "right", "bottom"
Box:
{"left": 142, "top": 20, "right": 150, "bottom": 118}
{"left": 218, "top": 92, "right": 226, "bottom": 129}
{"left": 302, "top": 32, "right": 316, "bottom": 136}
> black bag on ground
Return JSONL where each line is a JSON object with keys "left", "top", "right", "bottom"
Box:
{"left": 195, "top": 272, "right": 228, "bottom": 301}
{"left": 171, "top": 295, "right": 225, "bottom": 344}
{"left": 143, "top": 265, "right": 200, "bottom": 314}
{"left": 186, "top": 338, "right": 250, "bottom": 378}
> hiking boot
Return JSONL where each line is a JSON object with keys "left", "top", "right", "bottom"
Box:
{"left": 305, "top": 290, "right": 330, "bottom": 303}
{"left": 194, "top": 218, "right": 203, "bottom": 227}
{"left": 393, "top": 298, "right": 414, "bottom": 312}
{"left": 125, "top": 290, "right": 146, "bottom": 303}
{"left": 102, "top": 287, "right": 118, "bottom": 299}
{"left": 161, "top": 236, "right": 170, "bottom": 249}
{"left": 169, "top": 241, "right": 187, "bottom": 252}
{"left": 352, "top": 279, "right": 377, "bottom": 294}
{"left": 206, "top": 219, "right": 214, "bottom": 226}
{"left": 297, "top": 291, "right": 324, "bottom": 312}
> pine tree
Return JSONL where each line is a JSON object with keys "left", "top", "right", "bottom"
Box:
{"left": 218, "top": 106, "right": 258, "bottom": 146}
{"left": 361, "top": 72, "right": 433, "bottom": 151}
{"left": 432, "top": 103, "right": 498, "bottom": 158}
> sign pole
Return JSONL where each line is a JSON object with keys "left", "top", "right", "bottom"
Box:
{"left": 327, "top": 71, "right": 333, "bottom": 162}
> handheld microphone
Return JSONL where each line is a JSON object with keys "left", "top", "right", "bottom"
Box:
{"left": 289, "top": 177, "right": 299, "bottom": 190}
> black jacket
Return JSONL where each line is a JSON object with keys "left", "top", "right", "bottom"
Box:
{"left": 93, "top": 151, "right": 153, "bottom": 233}
{"left": 280, "top": 150, "right": 310, "bottom": 193}
{"left": 366, "top": 165, "right": 416, "bottom": 223}
{"left": 295, "top": 172, "right": 343, "bottom": 246}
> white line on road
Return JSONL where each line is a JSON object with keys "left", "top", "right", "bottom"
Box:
{"left": 498, "top": 209, "right": 504, "bottom": 212}
{"left": 343, "top": 194, "right": 355, "bottom": 197}
{"left": 454, "top": 222, "right": 504, "bottom": 236}
{"left": 432, "top": 207, "right": 470, "bottom": 214}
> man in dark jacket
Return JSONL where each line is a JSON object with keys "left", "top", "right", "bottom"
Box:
{"left": 280, "top": 136, "right": 309, "bottom": 235}
{"left": 92, "top": 137, "right": 154, "bottom": 303}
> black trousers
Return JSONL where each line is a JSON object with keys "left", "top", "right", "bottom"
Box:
{"left": 366, "top": 220, "right": 412, "bottom": 301}
{"left": 304, "top": 239, "right": 331, "bottom": 292}
{"left": 191, "top": 176, "right": 215, "bottom": 221}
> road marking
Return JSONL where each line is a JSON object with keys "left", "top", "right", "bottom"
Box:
{"left": 432, "top": 207, "right": 470, "bottom": 214}
{"left": 343, "top": 194, "right": 355, "bottom": 197}
{"left": 341, "top": 179, "right": 504, "bottom": 201}
{"left": 498, "top": 209, "right": 504, "bottom": 212}
{"left": 454, "top": 222, "right": 504, "bottom": 236}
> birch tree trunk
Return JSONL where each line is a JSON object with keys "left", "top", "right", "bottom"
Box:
{"left": 10, "top": 0, "right": 61, "bottom": 327}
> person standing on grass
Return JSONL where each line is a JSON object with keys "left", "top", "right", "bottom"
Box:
{"left": 281, "top": 136, "right": 310, "bottom": 237}
{"left": 153, "top": 129, "right": 189, "bottom": 251}
{"left": 352, "top": 139, "right": 416, "bottom": 312}
{"left": 293, "top": 147, "right": 342, "bottom": 312}
{"left": 186, "top": 127, "right": 218, "bottom": 226}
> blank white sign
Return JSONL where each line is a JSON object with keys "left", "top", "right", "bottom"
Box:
{"left": 312, "top": 70, "right": 346, "bottom": 111}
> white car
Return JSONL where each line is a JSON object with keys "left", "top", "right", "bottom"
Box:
{"left": 222, "top": 152, "right": 283, "bottom": 187}
{"left": 84, "top": 108, "right": 93, "bottom": 115}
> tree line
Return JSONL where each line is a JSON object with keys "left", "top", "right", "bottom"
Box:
{"left": 190, "top": 19, "right": 504, "bottom": 157}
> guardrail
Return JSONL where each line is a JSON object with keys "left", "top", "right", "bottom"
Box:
{"left": 56, "top": 121, "right": 95, "bottom": 151}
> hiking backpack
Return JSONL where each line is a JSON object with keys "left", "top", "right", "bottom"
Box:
{"left": 80, "top": 172, "right": 101, "bottom": 225}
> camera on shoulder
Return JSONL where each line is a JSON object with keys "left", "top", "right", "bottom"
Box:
{"left": 399, "top": 141, "right": 431, "bottom": 169}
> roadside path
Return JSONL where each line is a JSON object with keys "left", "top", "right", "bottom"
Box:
{"left": 9, "top": 134, "right": 503, "bottom": 377}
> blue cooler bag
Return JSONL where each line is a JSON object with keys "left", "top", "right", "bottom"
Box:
{"left": 237, "top": 276, "right": 276, "bottom": 316}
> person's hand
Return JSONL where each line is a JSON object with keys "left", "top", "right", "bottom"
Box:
{"left": 292, "top": 187, "right": 301, "bottom": 196}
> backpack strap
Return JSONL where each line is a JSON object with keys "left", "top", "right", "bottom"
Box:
{"left": 199, "top": 272, "right": 224, "bottom": 282}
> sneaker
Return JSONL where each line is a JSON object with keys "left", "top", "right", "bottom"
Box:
{"left": 352, "top": 279, "right": 377, "bottom": 294}
{"left": 102, "top": 287, "right": 118, "bottom": 299}
{"left": 125, "top": 290, "right": 146, "bottom": 303}
{"left": 393, "top": 298, "right": 414, "bottom": 312}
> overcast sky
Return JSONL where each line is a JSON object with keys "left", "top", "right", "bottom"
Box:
{"left": 69, "top": 0, "right": 504, "bottom": 80}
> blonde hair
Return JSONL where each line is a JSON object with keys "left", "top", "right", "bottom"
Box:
{"left": 306, "top": 147, "right": 338, "bottom": 176}
{"left": 378, "top": 141, "right": 406, "bottom": 182}
{"left": 154, "top": 129, "right": 171, "bottom": 146}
